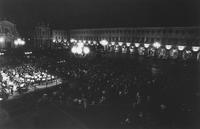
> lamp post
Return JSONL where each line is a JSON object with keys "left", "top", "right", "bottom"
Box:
{"left": 153, "top": 42, "right": 161, "bottom": 49}
{"left": 0, "top": 37, "right": 5, "bottom": 43}
{"left": 100, "top": 39, "right": 108, "bottom": 51}
{"left": 14, "top": 38, "right": 26, "bottom": 48}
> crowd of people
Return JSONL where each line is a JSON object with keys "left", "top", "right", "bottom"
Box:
{"left": 0, "top": 49, "right": 199, "bottom": 128}
{"left": 0, "top": 63, "right": 56, "bottom": 100}
{"left": 36, "top": 51, "right": 198, "bottom": 127}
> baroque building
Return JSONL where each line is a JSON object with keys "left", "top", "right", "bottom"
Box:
{"left": 0, "top": 20, "right": 19, "bottom": 49}
{"left": 52, "top": 29, "right": 68, "bottom": 43}
{"left": 70, "top": 27, "right": 200, "bottom": 61}
{"left": 32, "top": 23, "right": 51, "bottom": 49}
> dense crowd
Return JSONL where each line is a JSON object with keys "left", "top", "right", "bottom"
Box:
{"left": 0, "top": 50, "right": 199, "bottom": 128}
{"left": 0, "top": 63, "right": 56, "bottom": 100}
{"left": 38, "top": 53, "right": 198, "bottom": 127}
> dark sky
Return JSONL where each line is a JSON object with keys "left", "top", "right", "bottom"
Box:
{"left": 0, "top": 0, "right": 200, "bottom": 32}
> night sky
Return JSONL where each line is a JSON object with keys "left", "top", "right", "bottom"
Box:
{"left": 0, "top": 0, "right": 200, "bottom": 33}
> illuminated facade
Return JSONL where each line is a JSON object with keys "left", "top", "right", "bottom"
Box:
{"left": 33, "top": 23, "right": 51, "bottom": 49}
{"left": 52, "top": 30, "right": 68, "bottom": 43}
{"left": 0, "top": 20, "right": 19, "bottom": 49}
{"left": 70, "top": 27, "right": 200, "bottom": 61}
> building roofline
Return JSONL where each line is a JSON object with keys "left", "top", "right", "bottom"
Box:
{"left": 70, "top": 26, "right": 200, "bottom": 31}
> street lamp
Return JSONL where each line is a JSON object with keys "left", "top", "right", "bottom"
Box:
{"left": 111, "top": 42, "right": 115, "bottom": 46}
{"left": 70, "top": 38, "right": 76, "bottom": 43}
{"left": 100, "top": 39, "right": 108, "bottom": 50}
{"left": 165, "top": 45, "right": 172, "bottom": 50}
{"left": 0, "top": 37, "right": 5, "bottom": 43}
{"left": 134, "top": 43, "right": 140, "bottom": 48}
{"left": 93, "top": 41, "right": 97, "bottom": 45}
{"left": 118, "top": 42, "right": 123, "bottom": 46}
{"left": 153, "top": 42, "right": 161, "bottom": 49}
{"left": 71, "top": 46, "right": 77, "bottom": 54}
{"left": 14, "top": 38, "right": 25, "bottom": 46}
{"left": 177, "top": 45, "right": 185, "bottom": 51}
{"left": 126, "top": 42, "right": 131, "bottom": 47}
{"left": 100, "top": 39, "right": 108, "bottom": 46}
{"left": 192, "top": 46, "right": 200, "bottom": 52}
{"left": 144, "top": 43, "right": 150, "bottom": 48}
{"left": 77, "top": 42, "right": 84, "bottom": 48}
{"left": 83, "top": 46, "right": 90, "bottom": 54}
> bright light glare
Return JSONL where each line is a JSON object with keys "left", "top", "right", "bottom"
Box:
{"left": 77, "top": 42, "right": 84, "bottom": 48}
{"left": 14, "top": 38, "right": 25, "bottom": 46}
{"left": 144, "top": 43, "right": 150, "bottom": 48}
{"left": 126, "top": 42, "right": 131, "bottom": 47}
{"left": 192, "top": 46, "right": 200, "bottom": 52}
{"left": 130, "top": 48, "right": 134, "bottom": 53}
{"left": 111, "top": 42, "right": 115, "bottom": 46}
{"left": 134, "top": 43, "right": 140, "bottom": 47}
{"left": 118, "top": 42, "right": 123, "bottom": 46}
{"left": 70, "top": 38, "right": 76, "bottom": 43}
{"left": 93, "top": 41, "right": 97, "bottom": 44}
{"left": 100, "top": 40, "right": 108, "bottom": 46}
{"left": 76, "top": 47, "right": 83, "bottom": 54}
{"left": 177, "top": 45, "right": 185, "bottom": 51}
{"left": 83, "top": 47, "right": 90, "bottom": 54}
{"left": 0, "top": 37, "right": 5, "bottom": 43}
{"left": 186, "top": 50, "right": 192, "bottom": 54}
{"left": 165, "top": 45, "right": 172, "bottom": 50}
{"left": 21, "top": 40, "right": 25, "bottom": 45}
{"left": 153, "top": 42, "right": 161, "bottom": 49}
{"left": 71, "top": 46, "right": 77, "bottom": 53}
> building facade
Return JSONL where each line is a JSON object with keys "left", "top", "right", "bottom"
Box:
{"left": 52, "top": 30, "right": 68, "bottom": 43}
{"left": 32, "top": 23, "right": 51, "bottom": 49}
{"left": 70, "top": 27, "right": 200, "bottom": 61}
{"left": 0, "top": 20, "right": 19, "bottom": 49}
